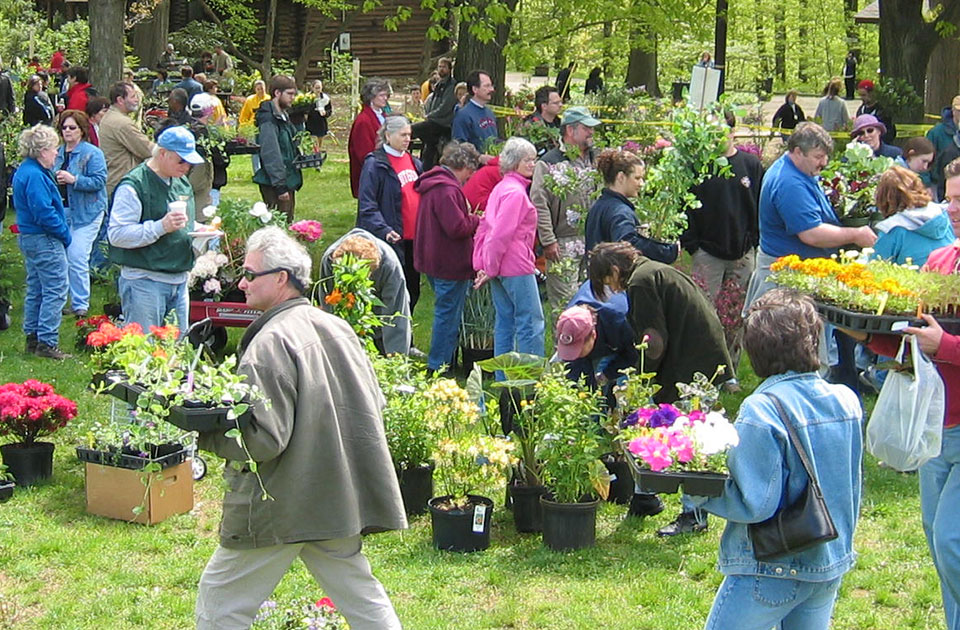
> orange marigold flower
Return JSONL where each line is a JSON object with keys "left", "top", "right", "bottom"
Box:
{"left": 152, "top": 348, "right": 167, "bottom": 359}
{"left": 325, "top": 289, "right": 343, "bottom": 305}
{"left": 345, "top": 292, "right": 356, "bottom": 309}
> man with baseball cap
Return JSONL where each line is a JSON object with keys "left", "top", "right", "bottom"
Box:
{"left": 108, "top": 125, "right": 204, "bottom": 332}
{"left": 532, "top": 105, "right": 602, "bottom": 318}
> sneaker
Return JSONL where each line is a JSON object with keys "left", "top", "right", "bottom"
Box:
{"left": 25, "top": 333, "right": 37, "bottom": 354}
{"left": 35, "top": 343, "right": 71, "bottom": 360}
{"left": 657, "top": 510, "right": 708, "bottom": 536}
{"left": 73, "top": 310, "right": 88, "bottom": 318}
{"left": 626, "top": 493, "right": 665, "bottom": 518}
{"left": 408, "top": 347, "right": 427, "bottom": 360}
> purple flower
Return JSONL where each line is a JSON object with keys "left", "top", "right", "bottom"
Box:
{"left": 621, "top": 408, "right": 642, "bottom": 428}
{"left": 648, "top": 404, "right": 681, "bottom": 429}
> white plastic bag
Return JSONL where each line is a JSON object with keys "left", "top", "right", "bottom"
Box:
{"left": 866, "top": 335, "right": 945, "bottom": 471}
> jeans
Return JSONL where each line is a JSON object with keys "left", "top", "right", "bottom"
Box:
{"left": 704, "top": 574, "right": 842, "bottom": 630}
{"left": 490, "top": 274, "right": 545, "bottom": 378}
{"left": 119, "top": 276, "right": 189, "bottom": 332}
{"left": 427, "top": 276, "right": 470, "bottom": 372}
{"left": 19, "top": 233, "right": 68, "bottom": 346}
{"left": 88, "top": 212, "right": 110, "bottom": 273}
{"left": 920, "top": 424, "right": 960, "bottom": 630}
{"left": 66, "top": 213, "right": 104, "bottom": 313}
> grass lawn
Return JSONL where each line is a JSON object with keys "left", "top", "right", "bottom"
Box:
{"left": 0, "top": 147, "right": 945, "bottom": 629}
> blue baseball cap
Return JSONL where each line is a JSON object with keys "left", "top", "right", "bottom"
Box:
{"left": 156, "top": 126, "right": 204, "bottom": 165}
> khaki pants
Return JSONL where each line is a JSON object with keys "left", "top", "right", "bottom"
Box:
{"left": 258, "top": 185, "right": 296, "bottom": 223}
{"left": 196, "top": 535, "right": 402, "bottom": 630}
{"left": 691, "top": 248, "right": 756, "bottom": 301}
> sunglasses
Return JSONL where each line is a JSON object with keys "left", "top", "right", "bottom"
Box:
{"left": 242, "top": 267, "right": 305, "bottom": 291}
{"left": 60, "top": 125, "right": 78, "bottom": 131}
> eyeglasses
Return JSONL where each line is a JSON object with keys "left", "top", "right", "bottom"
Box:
{"left": 60, "top": 125, "right": 78, "bottom": 131}
{"left": 242, "top": 267, "right": 287, "bottom": 282}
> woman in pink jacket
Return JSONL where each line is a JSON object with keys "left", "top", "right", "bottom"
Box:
{"left": 473, "top": 137, "right": 545, "bottom": 366}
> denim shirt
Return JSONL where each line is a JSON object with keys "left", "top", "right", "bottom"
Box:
{"left": 53, "top": 141, "right": 107, "bottom": 227}
{"left": 699, "top": 371, "right": 863, "bottom": 582}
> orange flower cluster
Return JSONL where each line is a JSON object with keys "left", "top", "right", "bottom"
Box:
{"left": 85, "top": 322, "right": 144, "bottom": 348}
{"left": 149, "top": 325, "right": 179, "bottom": 341}
{"left": 771, "top": 255, "right": 914, "bottom": 297}
{"left": 324, "top": 289, "right": 356, "bottom": 309}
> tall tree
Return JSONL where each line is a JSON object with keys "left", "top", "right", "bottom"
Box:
{"left": 454, "top": 0, "right": 518, "bottom": 105}
{"left": 88, "top": 0, "right": 125, "bottom": 92}
{"left": 925, "top": 35, "right": 960, "bottom": 114}
{"left": 625, "top": 27, "right": 660, "bottom": 96}
{"left": 130, "top": 0, "right": 169, "bottom": 73}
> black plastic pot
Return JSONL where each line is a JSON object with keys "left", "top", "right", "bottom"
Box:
{"left": 396, "top": 463, "right": 434, "bottom": 516}
{"left": 541, "top": 497, "right": 599, "bottom": 551}
{"left": 428, "top": 494, "right": 494, "bottom": 552}
{"left": 1, "top": 441, "right": 54, "bottom": 486}
{"left": 604, "top": 458, "right": 634, "bottom": 505}
{"left": 509, "top": 483, "right": 547, "bottom": 533}
{"left": 0, "top": 480, "right": 13, "bottom": 502}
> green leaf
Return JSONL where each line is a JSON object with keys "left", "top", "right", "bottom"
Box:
{"left": 476, "top": 352, "right": 547, "bottom": 379}
{"left": 225, "top": 428, "right": 241, "bottom": 439}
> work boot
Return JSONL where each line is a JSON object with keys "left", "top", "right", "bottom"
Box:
{"left": 657, "top": 510, "right": 708, "bottom": 536}
{"left": 35, "top": 343, "right": 71, "bottom": 360}
{"left": 25, "top": 333, "right": 38, "bottom": 354}
{"left": 626, "top": 493, "right": 665, "bottom": 518}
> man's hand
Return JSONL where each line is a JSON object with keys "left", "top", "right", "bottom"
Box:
{"left": 278, "top": 192, "right": 291, "bottom": 201}
{"left": 851, "top": 226, "right": 877, "bottom": 248}
{"left": 543, "top": 242, "right": 560, "bottom": 262}
{"left": 161, "top": 208, "right": 188, "bottom": 233}
{"left": 904, "top": 313, "right": 944, "bottom": 357}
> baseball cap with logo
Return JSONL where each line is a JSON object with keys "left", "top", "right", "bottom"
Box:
{"left": 555, "top": 305, "right": 596, "bottom": 361}
{"left": 157, "top": 126, "right": 204, "bottom": 165}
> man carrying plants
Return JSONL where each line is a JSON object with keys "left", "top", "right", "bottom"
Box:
{"left": 254, "top": 75, "right": 303, "bottom": 222}
{"left": 195, "top": 226, "right": 406, "bottom": 630}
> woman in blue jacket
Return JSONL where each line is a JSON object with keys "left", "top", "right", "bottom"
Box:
{"left": 697, "top": 289, "right": 863, "bottom": 630}
{"left": 871, "top": 165, "right": 954, "bottom": 266}
{"left": 585, "top": 148, "right": 678, "bottom": 264}
{"left": 13, "top": 124, "right": 72, "bottom": 359}
{"left": 53, "top": 110, "right": 107, "bottom": 318}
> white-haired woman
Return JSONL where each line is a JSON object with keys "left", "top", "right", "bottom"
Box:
{"left": 357, "top": 115, "right": 424, "bottom": 312}
{"left": 473, "top": 137, "right": 545, "bottom": 367}
{"left": 13, "top": 124, "right": 71, "bottom": 359}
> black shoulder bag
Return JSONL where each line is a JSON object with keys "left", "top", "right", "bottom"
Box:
{"left": 749, "top": 393, "right": 839, "bottom": 562}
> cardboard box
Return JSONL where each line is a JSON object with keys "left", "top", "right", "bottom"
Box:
{"left": 84, "top": 460, "right": 194, "bottom": 525}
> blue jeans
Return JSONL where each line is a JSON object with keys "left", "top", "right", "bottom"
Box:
{"left": 426, "top": 277, "right": 470, "bottom": 372}
{"left": 19, "top": 233, "right": 68, "bottom": 346}
{"left": 119, "top": 276, "right": 189, "bottom": 332}
{"left": 490, "top": 274, "right": 544, "bottom": 363}
{"left": 88, "top": 213, "right": 109, "bottom": 273}
{"left": 705, "top": 574, "right": 842, "bottom": 630}
{"left": 66, "top": 213, "right": 104, "bottom": 312}
{"left": 920, "top": 424, "right": 960, "bottom": 630}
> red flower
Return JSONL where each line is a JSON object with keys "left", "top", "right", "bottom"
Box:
{"left": 316, "top": 597, "right": 336, "bottom": 611}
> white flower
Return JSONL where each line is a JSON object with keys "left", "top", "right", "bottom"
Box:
{"left": 201, "top": 205, "right": 217, "bottom": 218}
{"left": 249, "top": 201, "right": 269, "bottom": 218}
{"left": 203, "top": 278, "right": 222, "bottom": 294}
{"left": 691, "top": 411, "right": 739, "bottom": 455}
{"left": 215, "top": 253, "right": 228, "bottom": 265}
{"left": 259, "top": 212, "right": 272, "bottom": 224}
{"left": 395, "top": 385, "right": 416, "bottom": 395}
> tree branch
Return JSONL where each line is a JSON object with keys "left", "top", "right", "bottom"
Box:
{"left": 197, "top": 0, "right": 262, "bottom": 70}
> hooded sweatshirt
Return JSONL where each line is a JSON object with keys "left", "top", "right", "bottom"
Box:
{"left": 926, "top": 107, "right": 960, "bottom": 195}
{"left": 413, "top": 166, "right": 479, "bottom": 280}
{"left": 871, "top": 202, "right": 955, "bottom": 266}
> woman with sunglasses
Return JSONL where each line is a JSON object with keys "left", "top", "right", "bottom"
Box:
{"left": 851, "top": 114, "right": 903, "bottom": 161}
{"left": 53, "top": 109, "right": 107, "bottom": 318}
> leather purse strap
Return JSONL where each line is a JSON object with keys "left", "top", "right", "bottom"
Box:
{"left": 764, "top": 392, "right": 826, "bottom": 500}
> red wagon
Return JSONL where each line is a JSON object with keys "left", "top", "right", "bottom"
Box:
{"left": 188, "top": 300, "right": 261, "bottom": 350}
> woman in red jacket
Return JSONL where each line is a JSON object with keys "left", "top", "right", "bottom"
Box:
{"left": 413, "top": 141, "right": 481, "bottom": 373}
{"left": 348, "top": 77, "right": 391, "bottom": 198}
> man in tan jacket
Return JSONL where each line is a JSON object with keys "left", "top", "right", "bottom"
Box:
{"left": 99, "top": 81, "right": 154, "bottom": 196}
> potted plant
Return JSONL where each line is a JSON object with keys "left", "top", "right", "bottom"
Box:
{"left": 0, "top": 380, "right": 78, "bottom": 485}
{"left": 252, "top": 595, "right": 348, "bottom": 629}
{"left": 458, "top": 284, "right": 496, "bottom": 375}
{"left": 535, "top": 382, "right": 610, "bottom": 552}
{"left": 372, "top": 353, "right": 438, "bottom": 516}
{"left": 820, "top": 141, "right": 892, "bottom": 227}
{"left": 0, "top": 463, "right": 14, "bottom": 501}
{"left": 426, "top": 378, "right": 515, "bottom": 552}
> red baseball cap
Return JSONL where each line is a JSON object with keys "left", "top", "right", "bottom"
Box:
{"left": 555, "top": 306, "right": 596, "bottom": 361}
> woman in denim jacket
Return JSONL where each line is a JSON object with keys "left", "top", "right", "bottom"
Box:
{"left": 53, "top": 110, "right": 107, "bottom": 317}
{"left": 698, "top": 289, "right": 863, "bottom": 630}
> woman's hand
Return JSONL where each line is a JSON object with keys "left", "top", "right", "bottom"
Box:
{"left": 384, "top": 230, "right": 402, "bottom": 244}
{"left": 473, "top": 270, "right": 489, "bottom": 289}
{"left": 55, "top": 170, "right": 76, "bottom": 185}
{"left": 904, "top": 314, "right": 944, "bottom": 357}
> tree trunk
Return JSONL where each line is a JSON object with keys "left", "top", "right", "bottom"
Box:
{"left": 89, "top": 0, "right": 126, "bottom": 93}
{"left": 925, "top": 36, "right": 960, "bottom": 116}
{"left": 774, "top": 3, "right": 785, "bottom": 82}
{"left": 602, "top": 21, "right": 614, "bottom": 78}
{"left": 626, "top": 21, "right": 659, "bottom": 97}
{"left": 878, "top": 0, "right": 960, "bottom": 105}
{"left": 753, "top": 0, "right": 769, "bottom": 77}
{"left": 261, "top": 0, "right": 279, "bottom": 78}
{"left": 454, "top": 0, "right": 517, "bottom": 107}
{"left": 715, "top": 0, "right": 727, "bottom": 95}
{"left": 844, "top": 0, "right": 858, "bottom": 45}
{"left": 131, "top": 0, "right": 169, "bottom": 72}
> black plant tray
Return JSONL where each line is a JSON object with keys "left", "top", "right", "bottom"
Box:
{"left": 0, "top": 481, "right": 13, "bottom": 502}
{"left": 225, "top": 142, "right": 260, "bottom": 155}
{"left": 164, "top": 403, "right": 252, "bottom": 433}
{"left": 620, "top": 444, "right": 728, "bottom": 497}
{"left": 293, "top": 152, "right": 326, "bottom": 170}
{"left": 815, "top": 301, "right": 960, "bottom": 336}
{"left": 91, "top": 373, "right": 146, "bottom": 405}
{"left": 76, "top": 446, "right": 188, "bottom": 471}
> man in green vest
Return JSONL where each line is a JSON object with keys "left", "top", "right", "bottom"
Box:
{"left": 107, "top": 125, "right": 203, "bottom": 332}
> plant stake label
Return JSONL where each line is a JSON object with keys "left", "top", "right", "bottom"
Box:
{"left": 472, "top": 504, "right": 487, "bottom": 533}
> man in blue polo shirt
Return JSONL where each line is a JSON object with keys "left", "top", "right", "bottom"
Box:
{"left": 451, "top": 70, "right": 497, "bottom": 160}
{"left": 744, "top": 121, "right": 877, "bottom": 309}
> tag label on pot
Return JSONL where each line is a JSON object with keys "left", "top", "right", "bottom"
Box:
{"left": 472, "top": 504, "right": 487, "bottom": 533}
